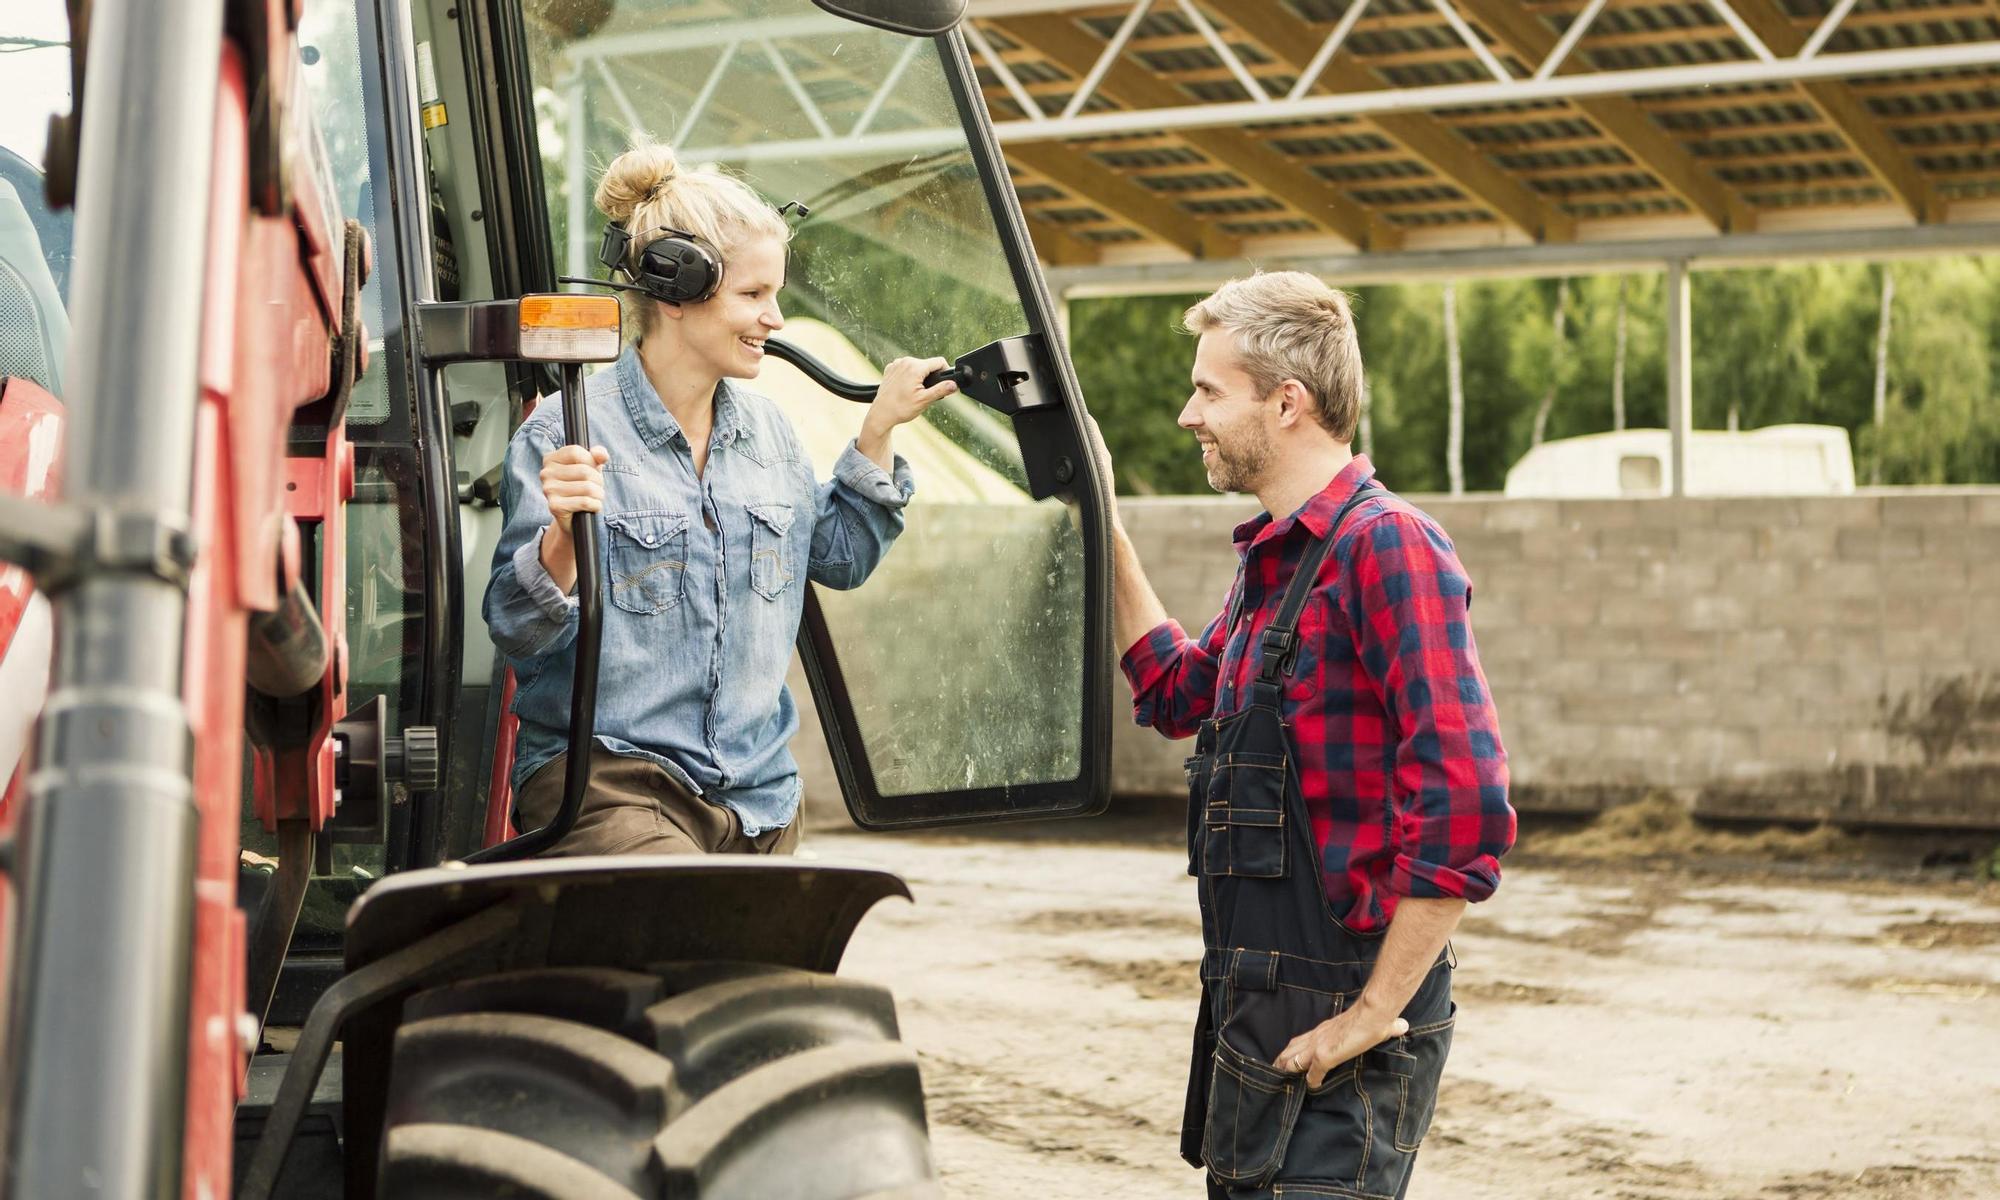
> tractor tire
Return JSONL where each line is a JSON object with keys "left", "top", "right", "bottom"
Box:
{"left": 376, "top": 964, "right": 940, "bottom": 1200}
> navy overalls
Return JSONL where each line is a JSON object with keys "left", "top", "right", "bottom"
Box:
{"left": 1181, "top": 486, "right": 1456, "bottom": 1200}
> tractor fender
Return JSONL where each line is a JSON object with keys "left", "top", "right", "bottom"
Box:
{"left": 335, "top": 856, "right": 912, "bottom": 1195}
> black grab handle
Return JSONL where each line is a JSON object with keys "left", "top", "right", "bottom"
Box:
{"left": 762, "top": 336, "right": 970, "bottom": 403}
{"left": 465, "top": 361, "right": 602, "bottom": 863}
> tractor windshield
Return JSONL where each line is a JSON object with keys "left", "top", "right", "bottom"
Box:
{"left": 529, "top": 0, "right": 1028, "bottom": 411}
{"left": 519, "top": 1, "right": 1099, "bottom": 807}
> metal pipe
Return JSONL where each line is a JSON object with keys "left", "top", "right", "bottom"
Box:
{"left": 673, "top": 38, "right": 738, "bottom": 150}
{"left": 852, "top": 38, "right": 927, "bottom": 137}
{"left": 565, "top": 70, "right": 588, "bottom": 284}
{"left": 1286, "top": 0, "right": 1371, "bottom": 101}
{"left": 2, "top": 0, "right": 224, "bottom": 1193}
{"left": 1533, "top": 0, "right": 1608, "bottom": 81}
{"left": 1431, "top": 0, "right": 1513, "bottom": 82}
{"left": 681, "top": 37, "right": 2000, "bottom": 162}
{"left": 1800, "top": 0, "right": 1860, "bottom": 60}
{"left": 1177, "top": 0, "right": 1269, "bottom": 102}
{"left": 464, "top": 362, "right": 600, "bottom": 863}
{"left": 1044, "top": 220, "right": 2000, "bottom": 293}
{"left": 961, "top": 21, "right": 1044, "bottom": 123}
{"left": 1703, "top": 0, "right": 1776, "bottom": 62}
{"left": 1059, "top": 0, "right": 1152, "bottom": 120}
{"left": 1665, "top": 258, "right": 1693, "bottom": 498}
{"left": 762, "top": 37, "right": 835, "bottom": 139}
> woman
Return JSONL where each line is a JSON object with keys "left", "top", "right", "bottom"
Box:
{"left": 483, "top": 142, "right": 956, "bottom": 856}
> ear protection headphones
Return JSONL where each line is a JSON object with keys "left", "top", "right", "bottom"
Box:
{"left": 560, "top": 200, "right": 808, "bottom": 307}
{"left": 596, "top": 223, "right": 724, "bottom": 306}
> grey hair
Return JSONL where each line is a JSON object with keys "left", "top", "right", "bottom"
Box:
{"left": 1182, "top": 270, "right": 1365, "bottom": 441}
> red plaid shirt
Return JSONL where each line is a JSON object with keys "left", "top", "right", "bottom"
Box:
{"left": 1122, "top": 456, "right": 1514, "bottom": 933}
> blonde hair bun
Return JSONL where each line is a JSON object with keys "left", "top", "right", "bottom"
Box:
{"left": 594, "top": 143, "right": 680, "bottom": 227}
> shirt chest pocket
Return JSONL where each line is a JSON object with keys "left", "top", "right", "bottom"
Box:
{"left": 604, "top": 510, "right": 689, "bottom": 615}
{"left": 746, "top": 502, "right": 795, "bottom": 601}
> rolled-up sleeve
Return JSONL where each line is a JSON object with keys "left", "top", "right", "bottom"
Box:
{"left": 482, "top": 419, "right": 581, "bottom": 660}
{"left": 806, "top": 440, "right": 914, "bottom": 590}
{"left": 1120, "top": 601, "right": 1231, "bottom": 740}
{"left": 1343, "top": 514, "right": 1514, "bottom": 903}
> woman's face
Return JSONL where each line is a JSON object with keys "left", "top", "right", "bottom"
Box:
{"left": 669, "top": 236, "right": 786, "bottom": 381}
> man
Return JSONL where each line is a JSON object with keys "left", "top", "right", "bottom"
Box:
{"left": 1088, "top": 271, "right": 1514, "bottom": 1199}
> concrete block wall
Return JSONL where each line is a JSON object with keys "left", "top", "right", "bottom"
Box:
{"left": 1113, "top": 489, "right": 2000, "bottom": 829}
{"left": 794, "top": 489, "right": 2000, "bottom": 830}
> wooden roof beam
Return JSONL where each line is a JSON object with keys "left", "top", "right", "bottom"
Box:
{"left": 1217, "top": 2, "right": 1574, "bottom": 243}
{"left": 1720, "top": 0, "right": 1942, "bottom": 222}
{"left": 1006, "top": 141, "right": 1238, "bottom": 258}
{"left": 1453, "top": 0, "right": 1759, "bottom": 234}
{"left": 1019, "top": 209, "right": 1105, "bottom": 267}
{"left": 994, "top": 13, "right": 1402, "bottom": 252}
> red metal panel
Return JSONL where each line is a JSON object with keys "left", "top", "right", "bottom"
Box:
{"left": 180, "top": 45, "right": 252, "bottom": 1200}
{"left": 483, "top": 670, "right": 522, "bottom": 847}
{"left": 0, "top": 377, "right": 66, "bottom": 1098}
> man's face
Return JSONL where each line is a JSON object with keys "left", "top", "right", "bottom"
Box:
{"left": 1180, "top": 329, "right": 1273, "bottom": 494}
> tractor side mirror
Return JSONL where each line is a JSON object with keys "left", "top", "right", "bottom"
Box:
{"left": 810, "top": 0, "right": 964, "bottom": 37}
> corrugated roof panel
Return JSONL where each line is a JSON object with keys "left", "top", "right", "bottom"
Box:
{"left": 1136, "top": 171, "right": 1249, "bottom": 193}
{"left": 1567, "top": 194, "right": 1685, "bottom": 219}
{"left": 1090, "top": 145, "right": 1210, "bottom": 168}
{"left": 1524, "top": 170, "right": 1666, "bottom": 196}
{"left": 1077, "top": 227, "right": 1149, "bottom": 244}
{"left": 1262, "top": 131, "right": 1403, "bottom": 157}
{"left": 1350, "top": 182, "right": 1470, "bottom": 206}
{"left": 1715, "top": 158, "right": 1873, "bottom": 186}
{"left": 1183, "top": 194, "right": 1289, "bottom": 215}
{"left": 1309, "top": 159, "right": 1438, "bottom": 184}
{"left": 1216, "top": 216, "right": 1323, "bottom": 235}
{"left": 1741, "top": 184, "right": 1888, "bottom": 208}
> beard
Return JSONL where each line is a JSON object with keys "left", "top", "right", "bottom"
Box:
{"left": 1203, "top": 423, "right": 1272, "bottom": 494}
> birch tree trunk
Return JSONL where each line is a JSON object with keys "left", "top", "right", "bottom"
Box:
{"left": 1612, "top": 275, "right": 1628, "bottom": 432}
{"left": 1444, "top": 282, "right": 1464, "bottom": 496}
{"left": 1531, "top": 277, "right": 1570, "bottom": 446}
{"left": 1871, "top": 266, "right": 1894, "bottom": 484}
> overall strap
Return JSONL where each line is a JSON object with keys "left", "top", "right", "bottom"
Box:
{"left": 1257, "top": 485, "right": 1383, "bottom": 684}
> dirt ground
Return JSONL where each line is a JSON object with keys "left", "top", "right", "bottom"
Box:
{"left": 807, "top": 809, "right": 2000, "bottom": 1200}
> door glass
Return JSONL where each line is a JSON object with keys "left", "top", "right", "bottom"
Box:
{"left": 0, "top": 1, "right": 75, "bottom": 318}
{"left": 520, "top": 0, "right": 1087, "bottom": 801}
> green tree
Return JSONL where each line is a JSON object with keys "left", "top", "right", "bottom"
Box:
{"left": 1866, "top": 256, "right": 2000, "bottom": 483}
{"left": 1067, "top": 294, "right": 1209, "bottom": 495}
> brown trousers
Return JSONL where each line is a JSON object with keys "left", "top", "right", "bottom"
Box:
{"left": 513, "top": 745, "right": 799, "bottom": 857}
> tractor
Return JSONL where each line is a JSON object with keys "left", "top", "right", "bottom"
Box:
{"left": 0, "top": 0, "right": 1114, "bottom": 1194}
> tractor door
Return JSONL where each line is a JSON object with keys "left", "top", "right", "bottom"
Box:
{"left": 472, "top": 0, "right": 1116, "bottom": 829}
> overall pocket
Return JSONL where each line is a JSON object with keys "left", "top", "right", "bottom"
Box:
{"left": 1203, "top": 751, "right": 1290, "bottom": 878}
{"left": 1388, "top": 1007, "right": 1454, "bottom": 1153}
{"left": 604, "top": 510, "right": 689, "bottom": 615}
{"left": 747, "top": 501, "right": 795, "bottom": 601}
{"left": 1184, "top": 753, "right": 1209, "bottom": 877}
{"left": 1203, "top": 1035, "right": 1306, "bottom": 1188}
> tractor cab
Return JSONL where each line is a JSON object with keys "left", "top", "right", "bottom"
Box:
{"left": 0, "top": 0, "right": 1113, "bottom": 1195}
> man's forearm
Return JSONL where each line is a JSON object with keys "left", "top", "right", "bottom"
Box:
{"left": 1111, "top": 519, "right": 1170, "bottom": 657}
{"left": 1354, "top": 897, "right": 1465, "bottom": 1023}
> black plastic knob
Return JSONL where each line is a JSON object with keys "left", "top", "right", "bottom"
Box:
{"left": 388, "top": 725, "right": 442, "bottom": 792}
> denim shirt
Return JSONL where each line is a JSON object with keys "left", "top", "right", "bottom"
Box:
{"left": 483, "top": 347, "right": 913, "bottom": 834}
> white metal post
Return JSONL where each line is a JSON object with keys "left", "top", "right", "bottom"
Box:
{"left": 1665, "top": 259, "right": 1692, "bottom": 498}
{"left": 567, "top": 69, "right": 589, "bottom": 285}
